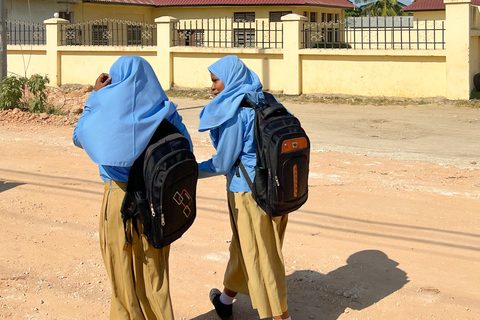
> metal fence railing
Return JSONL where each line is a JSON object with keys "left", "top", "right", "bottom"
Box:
{"left": 6, "top": 20, "right": 46, "bottom": 45}
{"left": 172, "top": 18, "right": 283, "bottom": 49}
{"left": 303, "top": 17, "right": 445, "bottom": 50}
{"left": 60, "top": 19, "right": 157, "bottom": 46}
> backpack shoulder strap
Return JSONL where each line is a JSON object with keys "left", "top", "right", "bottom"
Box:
{"left": 263, "top": 92, "right": 278, "bottom": 105}
{"left": 234, "top": 159, "right": 253, "bottom": 191}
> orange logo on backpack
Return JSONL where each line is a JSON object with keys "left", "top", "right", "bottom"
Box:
{"left": 293, "top": 164, "right": 298, "bottom": 198}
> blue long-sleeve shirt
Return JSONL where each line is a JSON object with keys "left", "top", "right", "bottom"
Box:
{"left": 73, "top": 108, "right": 192, "bottom": 182}
{"left": 198, "top": 107, "right": 256, "bottom": 193}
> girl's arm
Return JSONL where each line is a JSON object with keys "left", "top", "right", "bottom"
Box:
{"left": 198, "top": 115, "right": 244, "bottom": 178}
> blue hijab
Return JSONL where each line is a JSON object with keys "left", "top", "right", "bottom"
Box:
{"left": 77, "top": 56, "right": 177, "bottom": 166}
{"left": 198, "top": 56, "right": 263, "bottom": 132}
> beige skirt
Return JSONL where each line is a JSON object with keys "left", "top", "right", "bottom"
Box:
{"left": 99, "top": 180, "right": 173, "bottom": 320}
{"left": 224, "top": 191, "right": 289, "bottom": 319}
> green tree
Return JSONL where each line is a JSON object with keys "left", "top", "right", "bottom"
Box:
{"left": 354, "top": 0, "right": 408, "bottom": 16}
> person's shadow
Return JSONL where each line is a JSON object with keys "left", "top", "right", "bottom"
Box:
{"left": 190, "top": 250, "right": 408, "bottom": 320}
{"left": 0, "top": 180, "right": 25, "bottom": 193}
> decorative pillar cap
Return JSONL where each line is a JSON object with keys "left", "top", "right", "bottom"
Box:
{"left": 155, "top": 16, "right": 179, "bottom": 23}
{"left": 43, "top": 18, "right": 69, "bottom": 24}
{"left": 281, "top": 14, "right": 308, "bottom": 22}
{"left": 443, "top": 0, "right": 472, "bottom": 4}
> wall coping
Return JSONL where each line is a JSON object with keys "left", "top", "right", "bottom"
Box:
{"left": 444, "top": 0, "right": 471, "bottom": 4}
{"left": 300, "top": 49, "right": 446, "bottom": 57}
{"left": 155, "top": 16, "right": 179, "bottom": 23}
{"left": 43, "top": 18, "right": 69, "bottom": 24}
{"left": 170, "top": 46, "right": 283, "bottom": 54}
{"left": 281, "top": 14, "right": 308, "bottom": 22}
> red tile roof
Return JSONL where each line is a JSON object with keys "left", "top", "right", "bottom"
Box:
{"left": 85, "top": 0, "right": 354, "bottom": 9}
{"left": 403, "top": 0, "right": 480, "bottom": 12}
{"left": 84, "top": 0, "right": 157, "bottom": 4}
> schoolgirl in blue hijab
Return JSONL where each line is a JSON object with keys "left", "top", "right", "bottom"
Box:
{"left": 198, "top": 55, "right": 263, "bottom": 192}
{"left": 198, "top": 56, "right": 291, "bottom": 320}
{"left": 73, "top": 56, "right": 190, "bottom": 320}
{"left": 73, "top": 55, "right": 191, "bottom": 181}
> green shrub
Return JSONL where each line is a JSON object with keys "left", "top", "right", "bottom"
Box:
{"left": 26, "top": 74, "right": 50, "bottom": 113}
{"left": 0, "top": 74, "right": 50, "bottom": 113}
{"left": 0, "top": 75, "right": 27, "bottom": 110}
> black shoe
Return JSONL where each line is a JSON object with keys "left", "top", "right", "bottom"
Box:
{"left": 209, "top": 288, "right": 233, "bottom": 320}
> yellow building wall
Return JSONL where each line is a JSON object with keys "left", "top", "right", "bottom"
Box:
{"left": 59, "top": 49, "right": 157, "bottom": 85}
{"left": 301, "top": 52, "right": 447, "bottom": 98}
{"left": 6, "top": 47, "right": 48, "bottom": 78}
{"left": 70, "top": 3, "right": 154, "bottom": 23}
{"left": 153, "top": 6, "right": 343, "bottom": 22}
{"left": 171, "top": 50, "right": 284, "bottom": 91}
{"left": 412, "top": 11, "right": 446, "bottom": 21}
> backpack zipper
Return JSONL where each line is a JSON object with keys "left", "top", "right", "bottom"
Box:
{"left": 150, "top": 203, "right": 156, "bottom": 217}
{"left": 150, "top": 196, "right": 165, "bottom": 227}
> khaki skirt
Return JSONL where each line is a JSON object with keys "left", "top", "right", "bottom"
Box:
{"left": 224, "top": 191, "right": 289, "bottom": 319}
{"left": 100, "top": 180, "right": 173, "bottom": 320}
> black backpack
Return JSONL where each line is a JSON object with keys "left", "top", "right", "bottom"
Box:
{"left": 121, "top": 119, "right": 198, "bottom": 248}
{"left": 236, "top": 92, "right": 310, "bottom": 217}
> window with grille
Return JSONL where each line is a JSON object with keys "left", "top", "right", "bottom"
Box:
{"left": 321, "top": 13, "right": 326, "bottom": 23}
{"left": 177, "top": 29, "right": 204, "bottom": 46}
{"left": 234, "top": 12, "right": 255, "bottom": 22}
{"left": 59, "top": 11, "right": 74, "bottom": 23}
{"left": 127, "top": 25, "right": 142, "bottom": 45}
{"left": 234, "top": 28, "right": 255, "bottom": 47}
{"left": 269, "top": 11, "right": 292, "bottom": 23}
{"left": 92, "top": 25, "right": 108, "bottom": 45}
{"left": 310, "top": 12, "right": 317, "bottom": 23}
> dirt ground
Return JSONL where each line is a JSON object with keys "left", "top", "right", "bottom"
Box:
{"left": 1, "top": 94, "right": 479, "bottom": 320}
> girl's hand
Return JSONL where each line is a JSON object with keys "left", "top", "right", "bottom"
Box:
{"left": 94, "top": 73, "right": 112, "bottom": 91}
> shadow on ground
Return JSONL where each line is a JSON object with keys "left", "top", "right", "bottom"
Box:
{"left": 191, "top": 250, "right": 408, "bottom": 320}
{"left": 0, "top": 180, "right": 25, "bottom": 193}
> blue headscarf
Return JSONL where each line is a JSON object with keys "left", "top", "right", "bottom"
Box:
{"left": 198, "top": 56, "right": 263, "bottom": 132}
{"left": 76, "top": 56, "right": 177, "bottom": 166}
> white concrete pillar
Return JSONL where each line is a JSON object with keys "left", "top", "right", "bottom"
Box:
{"left": 43, "top": 17, "right": 68, "bottom": 86}
{"left": 281, "top": 14, "right": 307, "bottom": 95}
{"left": 155, "top": 16, "right": 178, "bottom": 90}
{"left": 445, "top": 0, "right": 472, "bottom": 99}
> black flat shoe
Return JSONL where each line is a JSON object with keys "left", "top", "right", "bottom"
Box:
{"left": 209, "top": 288, "right": 233, "bottom": 320}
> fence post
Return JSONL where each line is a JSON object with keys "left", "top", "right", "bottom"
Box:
{"left": 43, "top": 16, "right": 68, "bottom": 86}
{"left": 445, "top": 0, "right": 472, "bottom": 100}
{"left": 155, "top": 16, "right": 178, "bottom": 90}
{"left": 281, "top": 14, "right": 307, "bottom": 95}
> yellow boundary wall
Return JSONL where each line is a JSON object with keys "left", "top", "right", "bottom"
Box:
{"left": 5, "top": 1, "right": 480, "bottom": 100}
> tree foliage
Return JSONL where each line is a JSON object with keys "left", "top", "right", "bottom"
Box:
{"left": 351, "top": 0, "right": 408, "bottom": 16}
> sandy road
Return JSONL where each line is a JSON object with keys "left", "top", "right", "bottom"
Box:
{"left": 0, "top": 98, "right": 479, "bottom": 320}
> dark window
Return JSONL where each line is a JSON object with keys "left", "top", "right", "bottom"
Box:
{"left": 335, "top": 14, "right": 339, "bottom": 22}
{"left": 92, "top": 25, "right": 108, "bottom": 46}
{"left": 234, "top": 12, "right": 255, "bottom": 22}
{"left": 327, "top": 13, "right": 332, "bottom": 22}
{"left": 58, "top": 11, "right": 74, "bottom": 23}
{"left": 234, "top": 28, "right": 255, "bottom": 47}
{"left": 177, "top": 29, "right": 204, "bottom": 46}
{"left": 127, "top": 25, "right": 142, "bottom": 45}
{"left": 269, "top": 11, "right": 292, "bottom": 23}
{"left": 310, "top": 12, "right": 317, "bottom": 23}
{"left": 321, "top": 13, "right": 326, "bottom": 23}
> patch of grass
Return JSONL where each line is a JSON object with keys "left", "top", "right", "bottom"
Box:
{"left": 166, "top": 88, "right": 213, "bottom": 100}
{"left": 46, "top": 105, "right": 67, "bottom": 116}
{"left": 166, "top": 87, "right": 480, "bottom": 108}
{"left": 58, "top": 83, "right": 85, "bottom": 93}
